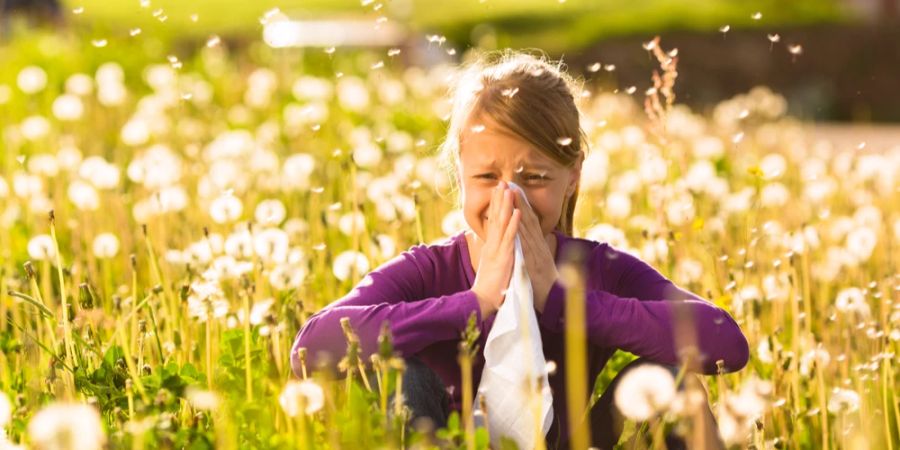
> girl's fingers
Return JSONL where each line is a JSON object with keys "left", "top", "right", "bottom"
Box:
{"left": 503, "top": 208, "right": 521, "bottom": 247}
{"left": 497, "top": 188, "right": 514, "bottom": 232}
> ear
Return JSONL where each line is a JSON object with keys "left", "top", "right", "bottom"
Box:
{"left": 566, "top": 151, "right": 584, "bottom": 197}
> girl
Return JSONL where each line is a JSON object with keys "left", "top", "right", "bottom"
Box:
{"left": 291, "top": 50, "right": 749, "bottom": 449}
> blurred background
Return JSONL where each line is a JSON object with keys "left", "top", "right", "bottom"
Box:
{"left": 2, "top": 0, "right": 899, "bottom": 127}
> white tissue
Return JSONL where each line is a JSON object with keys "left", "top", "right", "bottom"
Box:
{"left": 474, "top": 181, "right": 553, "bottom": 450}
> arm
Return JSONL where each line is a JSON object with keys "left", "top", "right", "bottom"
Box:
{"left": 537, "top": 246, "right": 749, "bottom": 374}
{"left": 290, "top": 248, "right": 483, "bottom": 378}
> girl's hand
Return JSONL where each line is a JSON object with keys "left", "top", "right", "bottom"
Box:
{"left": 470, "top": 181, "right": 521, "bottom": 318}
{"left": 511, "top": 188, "right": 560, "bottom": 314}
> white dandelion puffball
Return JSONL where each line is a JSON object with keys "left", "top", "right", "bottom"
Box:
{"left": 613, "top": 364, "right": 676, "bottom": 421}
{"left": 185, "top": 387, "right": 220, "bottom": 411}
{"left": 845, "top": 226, "right": 877, "bottom": 262}
{"left": 209, "top": 194, "right": 243, "bottom": 223}
{"left": 28, "top": 402, "right": 106, "bottom": 450}
{"left": 18, "top": 66, "right": 48, "bottom": 94}
{"left": 282, "top": 153, "right": 316, "bottom": 191}
{"left": 79, "top": 156, "right": 120, "bottom": 189}
{"left": 92, "top": 233, "right": 120, "bottom": 259}
{"left": 827, "top": 388, "right": 860, "bottom": 414}
{"left": 835, "top": 287, "right": 871, "bottom": 317}
{"left": 279, "top": 380, "right": 325, "bottom": 417}
{"left": 253, "top": 228, "right": 290, "bottom": 263}
{"left": 337, "top": 211, "right": 367, "bottom": 236}
{"left": 605, "top": 191, "right": 631, "bottom": 219}
{"left": 27, "top": 234, "right": 57, "bottom": 261}
{"left": 20, "top": 115, "right": 51, "bottom": 141}
{"left": 332, "top": 250, "right": 369, "bottom": 282}
{"left": 441, "top": 209, "right": 467, "bottom": 236}
{"left": 51, "top": 94, "right": 84, "bottom": 121}
{"left": 336, "top": 76, "right": 370, "bottom": 112}
{"left": 67, "top": 180, "right": 100, "bottom": 211}
{"left": 255, "top": 199, "right": 286, "bottom": 225}
{"left": 65, "top": 73, "right": 94, "bottom": 96}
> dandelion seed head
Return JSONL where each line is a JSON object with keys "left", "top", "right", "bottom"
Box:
{"left": 27, "top": 234, "right": 56, "bottom": 261}
{"left": 614, "top": 364, "right": 676, "bottom": 421}
{"left": 279, "top": 380, "right": 325, "bottom": 416}
{"left": 556, "top": 136, "right": 573, "bottom": 146}
{"left": 28, "top": 402, "right": 106, "bottom": 450}
{"left": 767, "top": 34, "right": 781, "bottom": 43}
{"left": 752, "top": 12, "right": 762, "bottom": 20}
{"left": 587, "top": 62, "right": 601, "bottom": 72}
{"left": 788, "top": 44, "right": 803, "bottom": 55}
{"left": 17, "top": 66, "right": 48, "bottom": 94}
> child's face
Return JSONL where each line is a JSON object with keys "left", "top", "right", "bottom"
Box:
{"left": 457, "top": 114, "right": 583, "bottom": 240}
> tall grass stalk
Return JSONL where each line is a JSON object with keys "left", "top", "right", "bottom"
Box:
{"left": 48, "top": 211, "right": 75, "bottom": 398}
{"left": 561, "top": 254, "right": 590, "bottom": 450}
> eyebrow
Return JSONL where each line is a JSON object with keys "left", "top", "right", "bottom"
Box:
{"left": 473, "top": 161, "right": 554, "bottom": 171}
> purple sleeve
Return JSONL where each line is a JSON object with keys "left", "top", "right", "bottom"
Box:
{"left": 538, "top": 246, "right": 749, "bottom": 374}
{"left": 290, "top": 248, "right": 483, "bottom": 377}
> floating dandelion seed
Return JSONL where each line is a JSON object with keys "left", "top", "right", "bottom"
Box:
{"left": 642, "top": 40, "right": 657, "bottom": 51}
{"left": 129, "top": 28, "right": 142, "bottom": 36}
{"left": 668, "top": 48, "right": 678, "bottom": 57}
{"left": 206, "top": 35, "right": 221, "bottom": 48}
{"left": 328, "top": 202, "right": 342, "bottom": 211}
{"left": 603, "top": 64, "right": 616, "bottom": 72}
{"left": 371, "top": 61, "right": 384, "bottom": 70}
{"left": 324, "top": 47, "right": 336, "bottom": 54}
{"left": 446, "top": 48, "right": 457, "bottom": 56}
{"left": 91, "top": 39, "right": 108, "bottom": 48}
{"left": 361, "top": 0, "right": 374, "bottom": 5}
{"left": 767, "top": 33, "right": 781, "bottom": 50}
{"left": 752, "top": 12, "right": 763, "bottom": 20}
{"left": 857, "top": 142, "right": 866, "bottom": 150}
{"left": 719, "top": 25, "right": 731, "bottom": 34}
{"left": 739, "top": 109, "right": 750, "bottom": 119}
{"left": 501, "top": 87, "right": 519, "bottom": 98}
{"left": 732, "top": 132, "right": 745, "bottom": 143}
{"left": 556, "top": 136, "right": 573, "bottom": 146}
{"left": 139, "top": 0, "right": 149, "bottom": 7}
{"left": 515, "top": 165, "right": 524, "bottom": 173}
{"left": 426, "top": 34, "right": 446, "bottom": 45}
{"left": 645, "top": 87, "right": 658, "bottom": 96}
{"left": 313, "top": 242, "right": 326, "bottom": 251}
{"left": 375, "top": 16, "right": 387, "bottom": 25}
{"left": 72, "top": 6, "right": 84, "bottom": 14}
{"left": 470, "top": 124, "right": 485, "bottom": 133}
{"left": 311, "top": 186, "right": 325, "bottom": 193}
{"left": 587, "top": 62, "right": 601, "bottom": 72}
{"left": 625, "top": 86, "right": 637, "bottom": 95}
{"left": 181, "top": 93, "right": 193, "bottom": 100}
{"left": 387, "top": 48, "right": 401, "bottom": 57}
{"left": 787, "top": 44, "right": 803, "bottom": 62}
{"left": 152, "top": 8, "right": 163, "bottom": 17}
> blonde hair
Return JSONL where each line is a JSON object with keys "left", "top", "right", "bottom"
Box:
{"left": 437, "top": 49, "right": 588, "bottom": 236}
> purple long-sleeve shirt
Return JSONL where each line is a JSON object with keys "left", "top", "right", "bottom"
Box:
{"left": 291, "top": 229, "right": 749, "bottom": 445}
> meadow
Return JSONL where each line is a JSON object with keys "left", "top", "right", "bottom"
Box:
{"left": 0, "top": 9, "right": 898, "bottom": 449}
